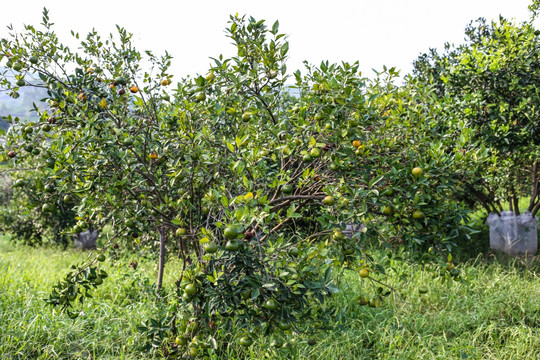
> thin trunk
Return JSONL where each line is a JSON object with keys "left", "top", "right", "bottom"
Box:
{"left": 495, "top": 199, "right": 503, "bottom": 214}
{"left": 511, "top": 184, "right": 520, "bottom": 216}
{"left": 508, "top": 196, "right": 514, "bottom": 213}
{"left": 157, "top": 226, "right": 166, "bottom": 292}
{"left": 528, "top": 161, "right": 538, "bottom": 213}
{"left": 532, "top": 201, "right": 540, "bottom": 217}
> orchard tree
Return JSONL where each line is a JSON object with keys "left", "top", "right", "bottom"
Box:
{"left": 0, "top": 10, "right": 469, "bottom": 358}
{"left": 413, "top": 16, "right": 540, "bottom": 216}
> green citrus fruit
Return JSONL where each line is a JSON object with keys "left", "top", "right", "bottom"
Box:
{"left": 122, "top": 137, "right": 134, "bottom": 146}
{"left": 282, "top": 185, "right": 294, "bottom": 195}
{"left": 182, "top": 292, "right": 193, "bottom": 302}
{"left": 97, "top": 254, "right": 106, "bottom": 262}
{"left": 184, "top": 283, "right": 197, "bottom": 296}
{"left": 224, "top": 226, "right": 239, "bottom": 239}
{"left": 278, "top": 321, "right": 292, "bottom": 331}
{"left": 303, "top": 154, "right": 313, "bottom": 162}
{"left": 29, "top": 56, "right": 38, "bottom": 64}
{"left": 412, "top": 210, "right": 425, "bottom": 219}
{"left": 225, "top": 240, "right": 240, "bottom": 251}
{"left": 263, "top": 299, "right": 278, "bottom": 311}
{"left": 412, "top": 167, "right": 423, "bottom": 177}
{"left": 204, "top": 242, "right": 218, "bottom": 254}
{"left": 382, "top": 205, "right": 393, "bottom": 216}
{"left": 176, "top": 228, "right": 187, "bottom": 236}
{"left": 239, "top": 336, "right": 253, "bottom": 347}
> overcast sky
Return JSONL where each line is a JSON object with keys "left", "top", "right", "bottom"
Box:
{"left": 0, "top": 1, "right": 536, "bottom": 80}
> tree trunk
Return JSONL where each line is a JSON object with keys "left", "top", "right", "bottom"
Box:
{"left": 157, "top": 226, "right": 166, "bottom": 292}
{"left": 528, "top": 161, "right": 538, "bottom": 213}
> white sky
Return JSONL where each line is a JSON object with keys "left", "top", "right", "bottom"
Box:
{"left": 0, "top": 0, "right": 536, "bottom": 80}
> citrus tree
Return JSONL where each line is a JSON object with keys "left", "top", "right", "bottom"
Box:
{"left": 413, "top": 16, "right": 540, "bottom": 217}
{"left": 0, "top": 11, "right": 469, "bottom": 357}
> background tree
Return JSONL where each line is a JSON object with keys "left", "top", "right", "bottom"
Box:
{"left": 413, "top": 16, "right": 540, "bottom": 217}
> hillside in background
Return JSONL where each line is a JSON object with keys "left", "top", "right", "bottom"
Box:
{"left": 0, "top": 68, "right": 49, "bottom": 130}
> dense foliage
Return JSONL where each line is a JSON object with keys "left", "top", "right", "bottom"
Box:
{"left": 2, "top": 8, "right": 533, "bottom": 358}
{"left": 413, "top": 16, "right": 540, "bottom": 216}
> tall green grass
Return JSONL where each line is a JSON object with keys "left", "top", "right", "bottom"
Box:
{"left": 0, "top": 237, "right": 539, "bottom": 359}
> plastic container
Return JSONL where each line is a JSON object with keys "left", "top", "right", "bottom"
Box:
{"left": 517, "top": 212, "right": 538, "bottom": 255}
{"left": 486, "top": 211, "right": 538, "bottom": 255}
{"left": 74, "top": 230, "right": 98, "bottom": 249}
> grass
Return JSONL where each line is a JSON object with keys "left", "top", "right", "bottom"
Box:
{"left": 0, "top": 236, "right": 539, "bottom": 359}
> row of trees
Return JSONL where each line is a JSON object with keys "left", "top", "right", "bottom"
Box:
{"left": 0, "top": 7, "right": 538, "bottom": 358}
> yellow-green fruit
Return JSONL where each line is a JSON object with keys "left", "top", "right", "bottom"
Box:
{"left": 382, "top": 205, "right": 393, "bottom": 216}
{"left": 310, "top": 147, "right": 321, "bottom": 158}
{"left": 175, "top": 336, "right": 188, "bottom": 346}
{"left": 412, "top": 167, "right": 423, "bottom": 177}
{"left": 323, "top": 196, "right": 335, "bottom": 206}
{"left": 242, "top": 112, "right": 252, "bottom": 122}
{"left": 176, "top": 228, "right": 187, "bottom": 236}
{"left": 359, "top": 268, "right": 369, "bottom": 278}
{"left": 195, "top": 92, "right": 206, "bottom": 101}
{"left": 188, "top": 347, "right": 199, "bottom": 357}
{"left": 412, "top": 210, "right": 425, "bottom": 219}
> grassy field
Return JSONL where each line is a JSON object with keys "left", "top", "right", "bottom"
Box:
{"left": 0, "top": 236, "right": 539, "bottom": 360}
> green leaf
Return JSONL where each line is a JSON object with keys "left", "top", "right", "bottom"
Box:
{"left": 272, "top": 20, "right": 279, "bottom": 35}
